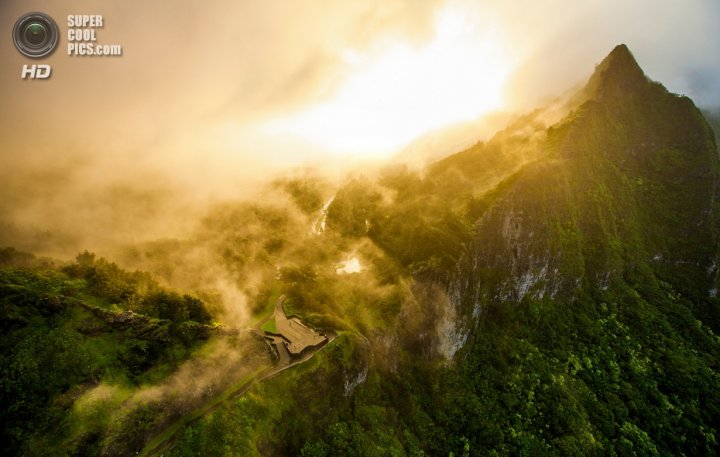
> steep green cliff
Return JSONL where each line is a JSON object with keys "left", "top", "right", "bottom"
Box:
{"left": 2, "top": 45, "right": 720, "bottom": 456}
{"left": 307, "top": 44, "right": 720, "bottom": 455}
{"left": 450, "top": 43, "right": 719, "bottom": 320}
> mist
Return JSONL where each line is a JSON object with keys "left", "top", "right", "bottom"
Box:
{"left": 1, "top": 0, "right": 718, "bottom": 292}
{"left": 4, "top": 4, "right": 720, "bottom": 454}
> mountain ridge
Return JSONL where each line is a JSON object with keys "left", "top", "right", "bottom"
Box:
{"left": 381, "top": 43, "right": 720, "bottom": 359}
{"left": 3, "top": 44, "right": 720, "bottom": 456}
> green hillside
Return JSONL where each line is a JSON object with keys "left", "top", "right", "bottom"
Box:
{"left": 2, "top": 45, "right": 720, "bottom": 456}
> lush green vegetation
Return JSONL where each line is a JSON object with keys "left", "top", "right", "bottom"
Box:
{"left": 261, "top": 316, "right": 277, "bottom": 333}
{"left": 162, "top": 46, "right": 720, "bottom": 456}
{"left": 0, "top": 248, "right": 217, "bottom": 456}
{"left": 3, "top": 46, "right": 720, "bottom": 456}
{"left": 165, "top": 278, "right": 720, "bottom": 456}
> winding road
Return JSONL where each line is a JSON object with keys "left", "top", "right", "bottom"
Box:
{"left": 140, "top": 296, "right": 332, "bottom": 457}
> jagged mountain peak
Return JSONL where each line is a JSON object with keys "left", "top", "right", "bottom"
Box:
{"left": 584, "top": 43, "right": 649, "bottom": 100}
{"left": 603, "top": 43, "right": 638, "bottom": 66}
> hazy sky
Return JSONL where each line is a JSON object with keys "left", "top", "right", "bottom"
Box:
{"left": 1, "top": 0, "right": 719, "bottom": 165}
{"left": 1, "top": 0, "right": 719, "bottom": 254}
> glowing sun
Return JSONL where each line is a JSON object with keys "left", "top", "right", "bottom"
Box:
{"left": 263, "top": 8, "right": 512, "bottom": 156}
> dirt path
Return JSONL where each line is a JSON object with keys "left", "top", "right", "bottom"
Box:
{"left": 141, "top": 297, "right": 332, "bottom": 457}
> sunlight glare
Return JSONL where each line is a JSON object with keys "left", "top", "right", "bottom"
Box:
{"left": 262, "top": 8, "right": 512, "bottom": 156}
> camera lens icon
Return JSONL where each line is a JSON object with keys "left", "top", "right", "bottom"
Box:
{"left": 13, "top": 12, "right": 59, "bottom": 58}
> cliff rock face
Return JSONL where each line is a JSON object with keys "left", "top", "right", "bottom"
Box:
{"left": 437, "top": 45, "right": 719, "bottom": 358}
